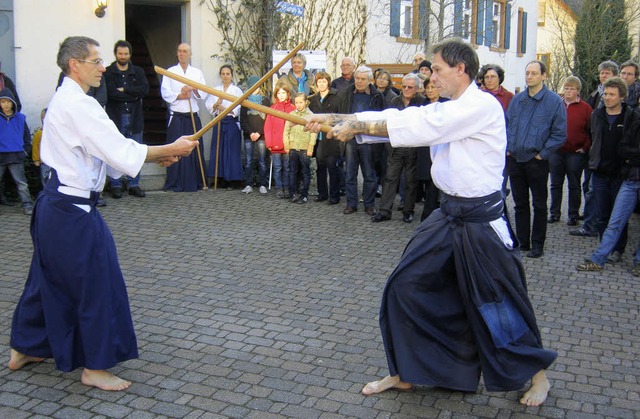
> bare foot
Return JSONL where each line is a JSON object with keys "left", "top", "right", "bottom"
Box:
{"left": 362, "top": 375, "right": 413, "bottom": 396}
{"left": 8, "top": 349, "right": 45, "bottom": 371}
{"left": 520, "top": 370, "right": 550, "bottom": 406}
{"left": 81, "top": 369, "right": 132, "bottom": 391}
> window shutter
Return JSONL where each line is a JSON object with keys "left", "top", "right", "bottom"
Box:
{"left": 504, "top": 3, "right": 511, "bottom": 49}
{"left": 418, "top": 0, "right": 429, "bottom": 40}
{"left": 521, "top": 11, "right": 527, "bottom": 53}
{"left": 484, "top": 0, "right": 493, "bottom": 47}
{"left": 390, "top": 0, "right": 401, "bottom": 37}
{"left": 454, "top": 0, "right": 463, "bottom": 36}
{"left": 476, "top": 0, "right": 485, "bottom": 45}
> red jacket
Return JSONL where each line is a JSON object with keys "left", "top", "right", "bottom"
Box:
{"left": 482, "top": 86, "right": 514, "bottom": 114}
{"left": 561, "top": 99, "right": 592, "bottom": 153}
{"left": 264, "top": 100, "right": 295, "bottom": 154}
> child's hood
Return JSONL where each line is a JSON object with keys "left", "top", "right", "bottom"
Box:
{"left": 0, "top": 88, "right": 17, "bottom": 110}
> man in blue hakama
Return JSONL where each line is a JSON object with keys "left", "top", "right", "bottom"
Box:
{"left": 9, "top": 36, "right": 198, "bottom": 391}
{"left": 306, "top": 39, "right": 556, "bottom": 406}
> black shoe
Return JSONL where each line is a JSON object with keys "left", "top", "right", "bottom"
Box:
{"left": 397, "top": 204, "right": 404, "bottom": 212}
{"left": 520, "top": 245, "right": 530, "bottom": 252}
{"left": 577, "top": 214, "right": 585, "bottom": 220}
{"left": 314, "top": 196, "right": 327, "bottom": 202}
{"left": 111, "top": 187, "right": 123, "bottom": 199}
{"left": 569, "top": 227, "right": 598, "bottom": 237}
{"left": 128, "top": 186, "right": 146, "bottom": 198}
{"left": 328, "top": 199, "right": 339, "bottom": 205}
{"left": 372, "top": 213, "right": 391, "bottom": 222}
{"left": 402, "top": 213, "right": 414, "bottom": 223}
{"left": 547, "top": 215, "right": 559, "bottom": 223}
{"left": 526, "top": 248, "right": 544, "bottom": 258}
{"left": 298, "top": 196, "right": 308, "bottom": 204}
{"left": 343, "top": 207, "right": 357, "bottom": 214}
{"left": 567, "top": 217, "right": 579, "bottom": 226}
{"left": 365, "top": 207, "right": 375, "bottom": 216}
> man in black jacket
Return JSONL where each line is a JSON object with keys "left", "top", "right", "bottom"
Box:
{"left": 578, "top": 105, "right": 640, "bottom": 273}
{"left": 339, "top": 66, "right": 384, "bottom": 215}
{"left": 372, "top": 73, "right": 425, "bottom": 223}
{"left": 580, "top": 77, "right": 629, "bottom": 264}
{"left": 104, "top": 40, "right": 149, "bottom": 198}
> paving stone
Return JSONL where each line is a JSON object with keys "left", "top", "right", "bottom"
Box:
{"left": 1, "top": 186, "right": 639, "bottom": 418}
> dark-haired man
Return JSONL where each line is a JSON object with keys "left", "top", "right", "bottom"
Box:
{"left": 306, "top": 38, "right": 556, "bottom": 407}
{"left": 507, "top": 61, "right": 566, "bottom": 258}
{"left": 620, "top": 60, "right": 640, "bottom": 109}
{"left": 105, "top": 40, "right": 150, "bottom": 198}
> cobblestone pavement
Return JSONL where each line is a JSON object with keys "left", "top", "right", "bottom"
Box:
{"left": 1, "top": 187, "right": 639, "bottom": 418}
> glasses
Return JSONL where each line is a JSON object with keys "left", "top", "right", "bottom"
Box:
{"left": 402, "top": 85, "right": 416, "bottom": 89}
{"left": 77, "top": 58, "right": 104, "bottom": 66}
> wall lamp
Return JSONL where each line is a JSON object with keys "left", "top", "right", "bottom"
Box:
{"left": 95, "top": 0, "right": 108, "bottom": 18}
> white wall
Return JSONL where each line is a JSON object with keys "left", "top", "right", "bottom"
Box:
{"left": 14, "top": 0, "right": 126, "bottom": 128}
{"left": 364, "top": 0, "right": 539, "bottom": 94}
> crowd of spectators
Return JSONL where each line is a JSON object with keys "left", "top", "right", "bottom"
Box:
{"left": 3, "top": 45, "right": 640, "bottom": 277}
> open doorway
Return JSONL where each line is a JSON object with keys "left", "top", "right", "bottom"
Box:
{"left": 125, "top": 1, "right": 182, "bottom": 145}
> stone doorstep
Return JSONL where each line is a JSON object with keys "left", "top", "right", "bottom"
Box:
{"left": 139, "top": 162, "right": 167, "bottom": 191}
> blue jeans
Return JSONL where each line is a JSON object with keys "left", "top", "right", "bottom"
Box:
{"left": 271, "top": 153, "right": 289, "bottom": 189}
{"left": 345, "top": 140, "right": 376, "bottom": 208}
{"left": 591, "top": 173, "right": 627, "bottom": 253}
{"left": 591, "top": 180, "right": 640, "bottom": 265}
{"left": 244, "top": 138, "right": 267, "bottom": 187}
{"left": 581, "top": 171, "right": 597, "bottom": 232}
{"left": 0, "top": 162, "right": 33, "bottom": 207}
{"left": 288, "top": 150, "right": 310, "bottom": 197}
{"left": 110, "top": 114, "right": 142, "bottom": 189}
{"left": 549, "top": 151, "right": 586, "bottom": 219}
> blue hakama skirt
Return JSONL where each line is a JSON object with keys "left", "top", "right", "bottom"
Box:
{"left": 164, "top": 113, "right": 205, "bottom": 192}
{"left": 11, "top": 174, "right": 138, "bottom": 372}
{"left": 207, "top": 116, "right": 243, "bottom": 180}
{"left": 380, "top": 191, "right": 556, "bottom": 392}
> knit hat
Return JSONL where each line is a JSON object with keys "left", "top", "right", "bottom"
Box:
{"left": 247, "top": 75, "right": 260, "bottom": 87}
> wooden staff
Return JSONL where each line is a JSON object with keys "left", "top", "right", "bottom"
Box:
{"left": 213, "top": 122, "right": 221, "bottom": 190}
{"left": 188, "top": 99, "right": 209, "bottom": 190}
{"left": 200, "top": 42, "right": 305, "bottom": 140}
{"left": 155, "top": 66, "right": 333, "bottom": 134}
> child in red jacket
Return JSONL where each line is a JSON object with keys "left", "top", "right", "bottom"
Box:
{"left": 264, "top": 83, "right": 295, "bottom": 198}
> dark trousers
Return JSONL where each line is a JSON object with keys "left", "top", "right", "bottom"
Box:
{"left": 317, "top": 154, "right": 340, "bottom": 201}
{"left": 508, "top": 156, "right": 549, "bottom": 250}
{"left": 379, "top": 145, "right": 417, "bottom": 216}
{"left": 549, "top": 151, "right": 586, "bottom": 219}
{"left": 288, "top": 150, "right": 311, "bottom": 198}
{"left": 591, "top": 173, "right": 627, "bottom": 253}
{"left": 420, "top": 180, "right": 440, "bottom": 221}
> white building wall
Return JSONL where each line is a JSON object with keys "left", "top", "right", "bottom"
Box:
{"left": 13, "top": 0, "right": 225, "bottom": 135}
{"left": 365, "top": 0, "right": 538, "bottom": 94}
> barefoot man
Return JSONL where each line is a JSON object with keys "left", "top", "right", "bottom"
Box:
{"left": 9, "top": 36, "right": 198, "bottom": 390}
{"left": 306, "top": 38, "right": 556, "bottom": 406}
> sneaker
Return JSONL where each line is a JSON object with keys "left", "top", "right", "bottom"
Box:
{"left": 631, "top": 264, "right": 640, "bottom": 277}
{"left": 606, "top": 251, "right": 622, "bottom": 264}
{"left": 276, "top": 188, "right": 284, "bottom": 199}
{"left": 241, "top": 186, "right": 253, "bottom": 194}
{"left": 298, "top": 196, "right": 308, "bottom": 204}
{"left": 284, "top": 190, "right": 290, "bottom": 199}
{"left": 290, "top": 194, "right": 298, "bottom": 203}
{"left": 259, "top": 186, "right": 268, "bottom": 195}
{"left": 576, "top": 260, "right": 604, "bottom": 272}
{"left": 23, "top": 206, "right": 33, "bottom": 216}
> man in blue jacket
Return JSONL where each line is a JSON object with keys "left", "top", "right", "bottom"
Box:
{"left": 507, "top": 61, "right": 566, "bottom": 258}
